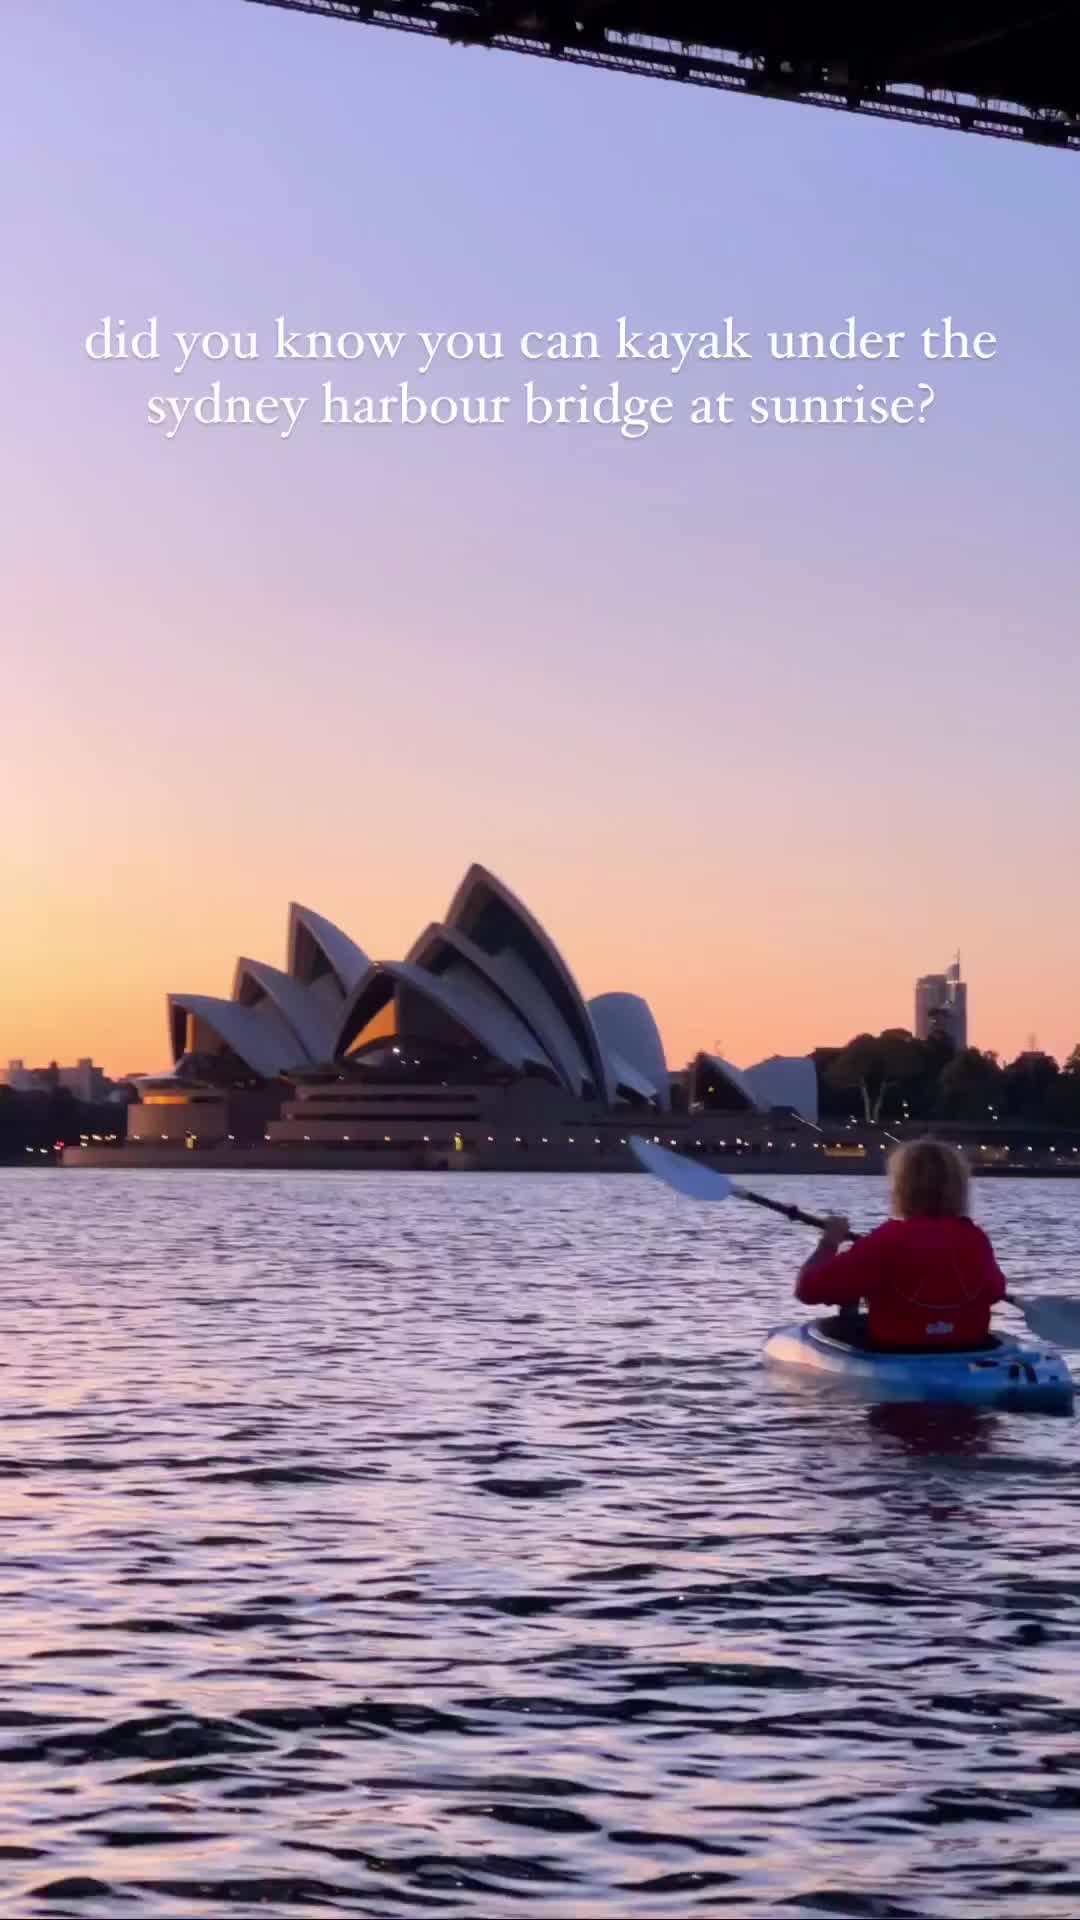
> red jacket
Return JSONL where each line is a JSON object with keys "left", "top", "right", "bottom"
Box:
{"left": 796, "top": 1216, "right": 1008, "bottom": 1348}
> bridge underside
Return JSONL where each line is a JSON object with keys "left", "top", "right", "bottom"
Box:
{"left": 245, "top": 2, "right": 1080, "bottom": 149}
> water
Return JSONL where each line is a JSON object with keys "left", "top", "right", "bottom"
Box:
{"left": 0, "top": 1169, "right": 1078, "bottom": 1918}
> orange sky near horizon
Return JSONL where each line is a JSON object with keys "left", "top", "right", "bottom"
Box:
{"left": 4, "top": 1, "right": 1080, "bottom": 1082}
{"left": 5, "top": 824, "right": 1078, "bottom": 1078}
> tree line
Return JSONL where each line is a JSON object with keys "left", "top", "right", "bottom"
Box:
{"left": 813, "top": 1032, "right": 1080, "bottom": 1128}
{"left": 0, "top": 1087, "right": 122, "bottom": 1158}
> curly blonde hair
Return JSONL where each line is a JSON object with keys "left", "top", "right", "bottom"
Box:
{"left": 889, "top": 1139, "right": 970, "bottom": 1219}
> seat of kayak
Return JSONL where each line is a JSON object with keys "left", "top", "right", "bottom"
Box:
{"left": 817, "top": 1313, "right": 1001, "bottom": 1357}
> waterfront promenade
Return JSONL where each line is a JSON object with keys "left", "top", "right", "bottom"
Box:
{"left": 58, "top": 1132, "right": 1080, "bottom": 1177}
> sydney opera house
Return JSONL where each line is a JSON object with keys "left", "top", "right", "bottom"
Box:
{"left": 108, "top": 865, "right": 817, "bottom": 1169}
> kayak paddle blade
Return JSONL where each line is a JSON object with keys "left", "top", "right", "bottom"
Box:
{"left": 629, "top": 1137, "right": 736, "bottom": 1203}
{"left": 1012, "top": 1294, "right": 1080, "bottom": 1350}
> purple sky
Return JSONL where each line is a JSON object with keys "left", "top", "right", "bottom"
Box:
{"left": 4, "top": 0, "right": 1079, "bottom": 1074}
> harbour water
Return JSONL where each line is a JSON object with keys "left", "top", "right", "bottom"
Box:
{"left": 0, "top": 1169, "right": 1078, "bottom": 1918}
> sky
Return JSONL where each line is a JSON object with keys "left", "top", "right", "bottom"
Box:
{"left": 2, "top": 0, "right": 1079, "bottom": 1076}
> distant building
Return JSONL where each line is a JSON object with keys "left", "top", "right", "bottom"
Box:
{"left": 1, "top": 1058, "right": 111, "bottom": 1102}
{"left": 914, "top": 958, "right": 967, "bottom": 1049}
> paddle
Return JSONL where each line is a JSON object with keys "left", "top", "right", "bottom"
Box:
{"left": 629, "top": 1136, "right": 1080, "bottom": 1350}
{"left": 628, "top": 1135, "right": 858, "bottom": 1236}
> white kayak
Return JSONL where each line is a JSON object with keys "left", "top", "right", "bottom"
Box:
{"left": 764, "top": 1316, "right": 1075, "bottom": 1413}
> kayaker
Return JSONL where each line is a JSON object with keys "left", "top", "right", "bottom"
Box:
{"left": 795, "top": 1140, "right": 1007, "bottom": 1350}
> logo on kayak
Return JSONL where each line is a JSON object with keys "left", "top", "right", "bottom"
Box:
{"left": 927, "top": 1320, "right": 955, "bottom": 1336}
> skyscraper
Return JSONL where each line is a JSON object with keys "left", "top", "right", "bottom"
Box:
{"left": 914, "top": 956, "right": 968, "bottom": 1050}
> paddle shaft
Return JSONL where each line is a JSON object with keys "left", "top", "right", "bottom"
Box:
{"left": 733, "top": 1183, "right": 860, "bottom": 1241}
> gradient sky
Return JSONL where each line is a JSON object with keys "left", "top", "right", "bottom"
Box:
{"left": 3, "top": 0, "right": 1079, "bottom": 1076}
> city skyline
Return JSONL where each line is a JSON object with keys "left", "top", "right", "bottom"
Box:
{"left": 5, "top": 0, "right": 1080, "bottom": 1078}
{"left": 7, "top": 920, "right": 1080, "bottom": 1085}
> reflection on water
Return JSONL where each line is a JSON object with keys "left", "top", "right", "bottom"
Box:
{"left": 0, "top": 1168, "right": 1077, "bottom": 1918}
{"left": 867, "top": 1399, "right": 999, "bottom": 1454}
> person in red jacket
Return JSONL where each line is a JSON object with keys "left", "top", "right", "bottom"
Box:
{"left": 796, "top": 1139, "right": 1008, "bottom": 1350}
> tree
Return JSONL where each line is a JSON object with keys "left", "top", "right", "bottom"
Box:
{"left": 1002, "top": 1050, "right": 1060, "bottom": 1120}
{"left": 1044, "top": 1045, "right": 1080, "bottom": 1125}
{"left": 827, "top": 1029, "right": 926, "bottom": 1125}
{"left": 899, "top": 1029, "right": 956, "bottom": 1121}
{"left": 811, "top": 1047, "right": 849, "bottom": 1118}
{"left": 934, "top": 1047, "right": 1007, "bottom": 1121}
{"left": 0, "top": 1088, "right": 118, "bottom": 1159}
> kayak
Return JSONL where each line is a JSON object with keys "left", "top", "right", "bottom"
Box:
{"left": 763, "top": 1315, "right": 1075, "bottom": 1413}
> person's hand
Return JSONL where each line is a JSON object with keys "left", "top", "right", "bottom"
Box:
{"left": 820, "top": 1214, "right": 850, "bottom": 1250}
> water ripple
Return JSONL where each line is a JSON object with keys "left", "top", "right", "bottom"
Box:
{"left": 0, "top": 1167, "right": 1077, "bottom": 1917}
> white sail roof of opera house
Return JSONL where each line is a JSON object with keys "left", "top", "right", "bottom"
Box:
{"left": 167, "top": 992, "right": 309, "bottom": 1081}
{"left": 444, "top": 865, "right": 615, "bottom": 1103}
{"left": 231, "top": 958, "right": 338, "bottom": 1063}
{"left": 287, "top": 904, "right": 370, "bottom": 1006}
{"left": 742, "top": 1054, "right": 819, "bottom": 1124}
{"left": 335, "top": 957, "right": 559, "bottom": 1081}
{"left": 405, "top": 917, "right": 598, "bottom": 1099}
{"left": 165, "top": 899, "right": 370, "bottom": 1081}
{"left": 589, "top": 993, "right": 670, "bottom": 1109}
{"left": 696, "top": 1052, "right": 819, "bottom": 1124}
{"left": 151, "top": 863, "right": 817, "bottom": 1118}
